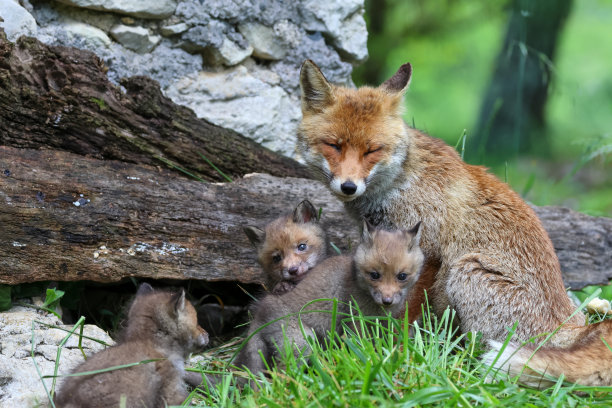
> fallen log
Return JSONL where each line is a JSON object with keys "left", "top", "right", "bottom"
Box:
{"left": 0, "top": 32, "right": 309, "bottom": 182}
{"left": 1, "top": 146, "right": 610, "bottom": 289}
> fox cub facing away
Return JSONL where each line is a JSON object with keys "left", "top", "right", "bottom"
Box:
{"left": 298, "top": 59, "right": 612, "bottom": 387}
{"left": 55, "top": 284, "right": 209, "bottom": 408}
{"left": 244, "top": 199, "right": 328, "bottom": 294}
{"left": 233, "top": 222, "right": 424, "bottom": 377}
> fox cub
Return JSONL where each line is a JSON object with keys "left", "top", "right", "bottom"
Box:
{"left": 297, "top": 59, "right": 612, "bottom": 388}
{"left": 233, "top": 221, "right": 424, "bottom": 377}
{"left": 244, "top": 199, "right": 328, "bottom": 294}
{"left": 54, "top": 283, "right": 209, "bottom": 408}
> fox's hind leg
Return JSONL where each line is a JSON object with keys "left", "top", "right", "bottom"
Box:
{"left": 440, "top": 253, "right": 575, "bottom": 344}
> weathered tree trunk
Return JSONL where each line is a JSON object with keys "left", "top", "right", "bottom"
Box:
{"left": 0, "top": 32, "right": 310, "bottom": 182}
{"left": 1, "top": 146, "right": 610, "bottom": 289}
{"left": 469, "top": 0, "right": 573, "bottom": 163}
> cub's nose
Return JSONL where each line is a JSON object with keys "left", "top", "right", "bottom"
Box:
{"left": 382, "top": 297, "right": 393, "bottom": 306}
{"left": 287, "top": 266, "right": 299, "bottom": 276}
{"left": 340, "top": 181, "right": 357, "bottom": 195}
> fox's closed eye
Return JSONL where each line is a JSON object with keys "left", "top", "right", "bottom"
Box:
{"left": 365, "top": 146, "right": 383, "bottom": 156}
{"left": 325, "top": 142, "right": 341, "bottom": 152}
{"left": 272, "top": 254, "right": 282, "bottom": 263}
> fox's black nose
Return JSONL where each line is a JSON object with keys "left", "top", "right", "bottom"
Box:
{"left": 382, "top": 297, "right": 393, "bottom": 306}
{"left": 288, "top": 266, "right": 298, "bottom": 275}
{"left": 341, "top": 181, "right": 357, "bottom": 195}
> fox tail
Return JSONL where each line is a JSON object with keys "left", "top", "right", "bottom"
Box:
{"left": 483, "top": 321, "right": 612, "bottom": 388}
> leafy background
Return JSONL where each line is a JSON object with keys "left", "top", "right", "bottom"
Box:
{"left": 353, "top": 0, "right": 611, "bottom": 217}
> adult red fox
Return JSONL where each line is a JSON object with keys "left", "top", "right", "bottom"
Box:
{"left": 296, "top": 59, "right": 612, "bottom": 387}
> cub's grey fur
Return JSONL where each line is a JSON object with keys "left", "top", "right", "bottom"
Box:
{"left": 55, "top": 284, "right": 209, "bottom": 408}
{"left": 234, "top": 222, "right": 424, "bottom": 376}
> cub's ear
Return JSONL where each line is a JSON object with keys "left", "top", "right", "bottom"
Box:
{"left": 244, "top": 226, "right": 265, "bottom": 246}
{"left": 172, "top": 289, "right": 186, "bottom": 314}
{"left": 300, "top": 59, "right": 334, "bottom": 113}
{"left": 406, "top": 221, "right": 422, "bottom": 248}
{"left": 136, "top": 282, "right": 154, "bottom": 296}
{"left": 361, "top": 219, "right": 376, "bottom": 246}
{"left": 380, "top": 62, "right": 412, "bottom": 94}
{"left": 293, "top": 199, "right": 318, "bottom": 224}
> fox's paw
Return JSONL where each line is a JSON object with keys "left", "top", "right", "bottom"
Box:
{"left": 271, "top": 281, "right": 297, "bottom": 295}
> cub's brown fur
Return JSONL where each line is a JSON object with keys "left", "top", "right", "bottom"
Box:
{"left": 54, "top": 284, "right": 209, "bottom": 407}
{"left": 297, "top": 60, "right": 609, "bottom": 387}
{"left": 234, "top": 222, "right": 424, "bottom": 376}
{"left": 244, "top": 199, "right": 328, "bottom": 294}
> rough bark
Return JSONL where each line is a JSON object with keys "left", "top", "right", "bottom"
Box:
{"left": 1, "top": 146, "right": 610, "bottom": 289}
{"left": 0, "top": 32, "right": 310, "bottom": 182}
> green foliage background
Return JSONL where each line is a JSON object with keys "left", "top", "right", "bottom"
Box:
{"left": 353, "top": 0, "right": 611, "bottom": 216}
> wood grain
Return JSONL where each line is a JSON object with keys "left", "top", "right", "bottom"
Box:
{"left": 1, "top": 146, "right": 610, "bottom": 289}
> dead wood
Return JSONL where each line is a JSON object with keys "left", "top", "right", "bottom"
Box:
{"left": 1, "top": 146, "right": 610, "bottom": 290}
{"left": 0, "top": 32, "right": 309, "bottom": 183}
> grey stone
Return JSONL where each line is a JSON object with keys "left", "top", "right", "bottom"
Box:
{"left": 63, "top": 21, "right": 111, "bottom": 49}
{"left": 174, "top": 0, "right": 211, "bottom": 26}
{"left": 0, "top": 306, "right": 114, "bottom": 407}
{"left": 238, "top": 22, "right": 288, "bottom": 60}
{"left": 160, "top": 22, "right": 188, "bottom": 36}
{"left": 22, "top": 0, "right": 367, "bottom": 159}
{"left": 180, "top": 21, "right": 229, "bottom": 52}
{"left": 333, "top": 10, "right": 368, "bottom": 62}
{"left": 271, "top": 33, "right": 354, "bottom": 92}
{"left": 104, "top": 42, "right": 203, "bottom": 89}
{"left": 207, "top": 37, "right": 253, "bottom": 66}
{"left": 299, "top": 0, "right": 368, "bottom": 62}
{"left": 110, "top": 24, "right": 160, "bottom": 53}
{"left": 165, "top": 65, "right": 302, "bottom": 157}
{"left": 55, "top": 0, "right": 177, "bottom": 19}
{"left": 0, "top": 0, "right": 37, "bottom": 42}
{"left": 29, "top": 1, "right": 117, "bottom": 33}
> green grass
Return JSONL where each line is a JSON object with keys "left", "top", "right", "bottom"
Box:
{"left": 189, "top": 305, "right": 612, "bottom": 407}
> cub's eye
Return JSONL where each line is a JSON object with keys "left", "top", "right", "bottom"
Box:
{"left": 369, "top": 271, "right": 381, "bottom": 280}
{"left": 325, "top": 142, "right": 342, "bottom": 152}
{"left": 272, "top": 254, "right": 282, "bottom": 263}
{"left": 297, "top": 243, "right": 307, "bottom": 251}
{"left": 397, "top": 272, "right": 408, "bottom": 281}
{"left": 364, "top": 146, "right": 383, "bottom": 156}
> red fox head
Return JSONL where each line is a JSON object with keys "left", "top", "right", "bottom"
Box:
{"left": 244, "top": 200, "right": 328, "bottom": 290}
{"left": 354, "top": 221, "right": 424, "bottom": 313}
{"left": 298, "top": 60, "right": 412, "bottom": 201}
{"left": 126, "top": 283, "right": 209, "bottom": 355}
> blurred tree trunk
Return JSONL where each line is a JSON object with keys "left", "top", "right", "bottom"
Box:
{"left": 469, "top": 0, "right": 573, "bottom": 164}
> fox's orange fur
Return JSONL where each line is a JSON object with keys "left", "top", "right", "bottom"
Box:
{"left": 297, "top": 59, "right": 612, "bottom": 388}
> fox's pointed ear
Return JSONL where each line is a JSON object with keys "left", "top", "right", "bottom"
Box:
{"left": 244, "top": 226, "right": 265, "bottom": 246}
{"left": 293, "top": 200, "right": 318, "bottom": 224}
{"left": 380, "top": 63, "right": 412, "bottom": 94}
{"left": 406, "top": 221, "right": 422, "bottom": 248}
{"left": 300, "top": 59, "right": 334, "bottom": 113}
{"left": 137, "top": 282, "right": 154, "bottom": 296}
{"left": 172, "top": 289, "right": 186, "bottom": 314}
{"left": 361, "top": 219, "right": 376, "bottom": 246}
